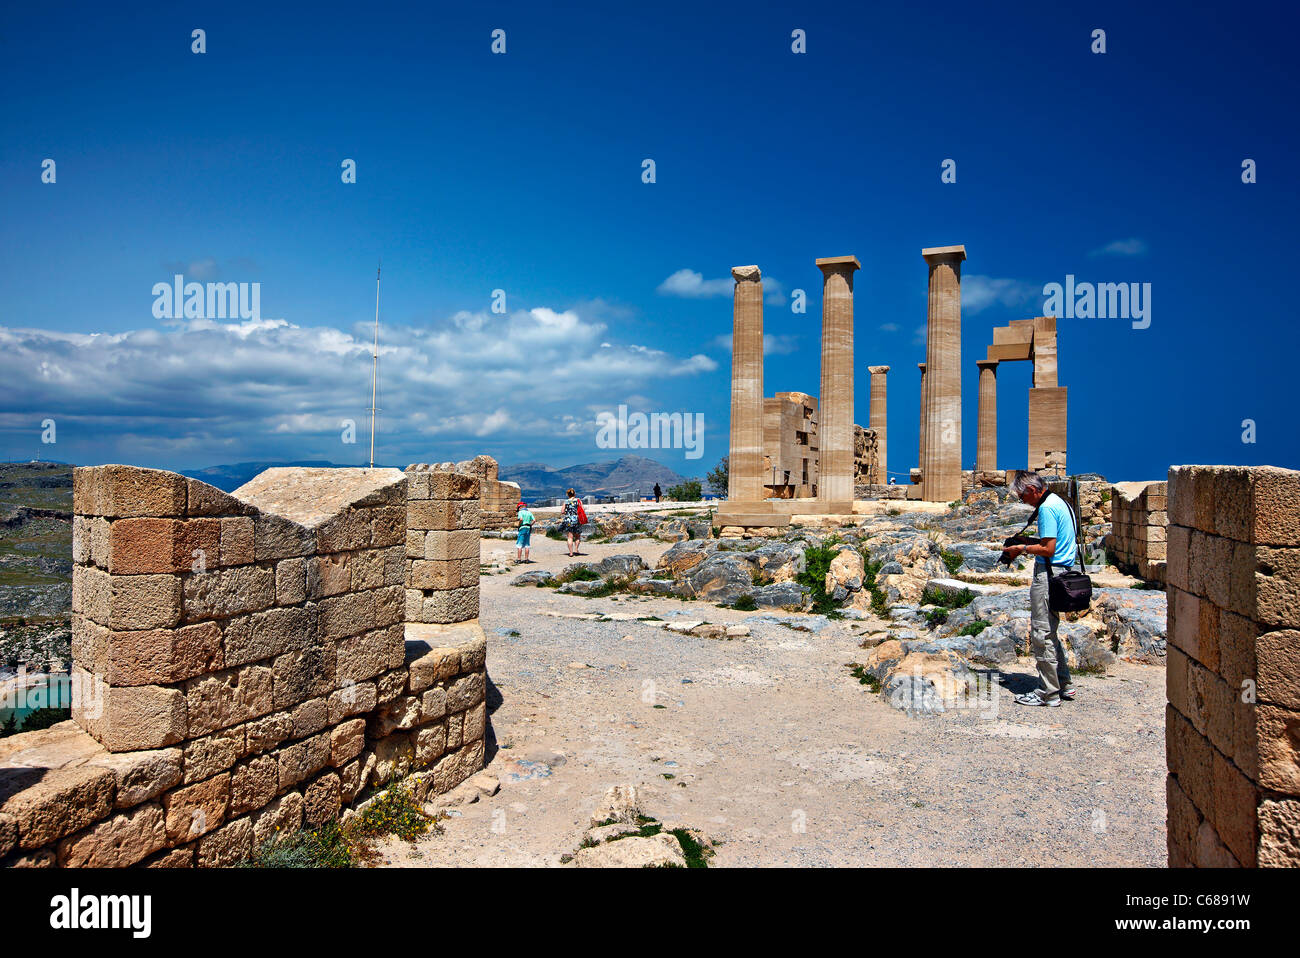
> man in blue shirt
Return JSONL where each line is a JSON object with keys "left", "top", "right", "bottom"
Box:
{"left": 1003, "top": 472, "right": 1078, "bottom": 707}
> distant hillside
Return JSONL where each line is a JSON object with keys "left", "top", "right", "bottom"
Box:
{"left": 500, "top": 455, "right": 692, "bottom": 499}
{"left": 181, "top": 460, "right": 366, "bottom": 492}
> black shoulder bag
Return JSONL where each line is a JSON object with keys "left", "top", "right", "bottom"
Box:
{"left": 1043, "top": 492, "right": 1093, "bottom": 613}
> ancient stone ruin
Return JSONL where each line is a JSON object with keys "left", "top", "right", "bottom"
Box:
{"left": 0, "top": 463, "right": 487, "bottom": 867}
{"left": 1164, "top": 465, "right": 1300, "bottom": 867}
{"left": 1107, "top": 480, "right": 1168, "bottom": 585}
{"left": 978, "top": 316, "right": 1067, "bottom": 477}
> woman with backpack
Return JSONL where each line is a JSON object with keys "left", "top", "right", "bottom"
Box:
{"left": 560, "top": 488, "right": 586, "bottom": 557}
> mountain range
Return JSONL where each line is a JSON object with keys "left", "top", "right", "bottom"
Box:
{"left": 499, "top": 455, "right": 692, "bottom": 499}
{"left": 178, "top": 455, "right": 692, "bottom": 498}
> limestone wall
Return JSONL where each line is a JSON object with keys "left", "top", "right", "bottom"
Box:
{"left": 1107, "top": 480, "right": 1167, "bottom": 584}
{"left": 0, "top": 464, "right": 486, "bottom": 867}
{"left": 409, "top": 456, "right": 521, "bottom": 532}
{"left": 1165, "top": 465, "right": 1300, "bottom": 867}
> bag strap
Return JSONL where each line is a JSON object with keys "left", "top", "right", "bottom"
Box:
{"left": 1041, "top": 493, "right": 1086, "bottom": 576}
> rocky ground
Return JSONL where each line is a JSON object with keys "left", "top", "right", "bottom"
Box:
{"left": 376, "top": 504, "right": 1169, "bottom": 867}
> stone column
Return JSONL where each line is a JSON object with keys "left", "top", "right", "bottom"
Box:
{"left": 916, "top": 362, "right": 927, "bottom": 479}
{"left": 976, "top": 359, "right": 998, "bottom": 473}
{"left": 868, "top": 365, "right": 889, "bottom": 484}
{"left": 816, "top": 256, "right": 861, "bottom": 507}
{"left": 728, "top": 266, "right": 765, "bottom": 504}
{"left": 920, "top": 245, "right": 966, "bottom": 502}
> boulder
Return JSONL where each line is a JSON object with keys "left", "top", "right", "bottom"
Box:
{"left": 569, "top": 833, "right": 685, "bottom": 868}
{"left": 511, "top": 570, "right": 554, "bottom": 587}
{"left": 751, "top": 582, "right": 811, "bottom": 611}
{"left": 947, "top": 543, "right": 1002, "bottom": 573}
{"left": 657, "top": 540, "right": 712, "bottom": 576}
{"left": 654, "top": 519, "right": 689, "bottom": 542}
{"left": 683, "top": 555, "right": 756, "bottom": 604}
{"left": 1092, "top": 588, "right": 1167, "bottom": 664}
{"left": 591, "top": 554, "right": 649, "bottom": 579}
{"left": 826, "top": 548, "right": 865, "bottom": 594}
{"left": 589, "top": 784, "right": 643, "bottom": 827}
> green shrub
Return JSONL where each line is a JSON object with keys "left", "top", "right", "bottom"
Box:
{"left": 242, "top": 820, "right": 355, "bottom": 868}
{"left": 847, "top": 663, "right": 881, "bottom": 693}
{"left": 555, "top": 566, "right": 601, "bottom": 584}
{"left": 956, "top": 620, "right": 990, "bottom": 636}
{"left": 666, "top": 480, "right": 702, "bottom": 501}
{"left": 732, "top": 594, "right": 757, "bottom": 611}
{"left": 798, "top": 543, "right": 840, "bottom": 615}
{"left": 940, "top": 549, "right": 965, "bottom": 575}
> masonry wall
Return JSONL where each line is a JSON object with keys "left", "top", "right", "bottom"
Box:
{"left": 0, "top": 464, "right": 486, "bottom": 867}
{"left": 1165, "top": 465, "right": 1300, "bottom": 867}
{"left": 1108, "top": 480, "right": 1168, "bottom": 584}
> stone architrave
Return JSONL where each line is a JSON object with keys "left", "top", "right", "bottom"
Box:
{"left": 920, "top": 245, "right": 966, "bottom": 502}
{"left": 728, "top": 266, "right": 765, "bottom": 504}
{"left": 868, "top": 366, "right": 889, "bottom": 483}
{"left": 976, "top": 359, "right": 998, "bottom": 473}
{"left": 815, "top": 256, "right": 860, "bottom": 507}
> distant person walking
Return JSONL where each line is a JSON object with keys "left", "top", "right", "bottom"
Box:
{"left": 514, "top": 501, "right": 535, "bottom": 563}
{"left": 1002, "top": 471, "right": 1078, "bottom": 707}
{"left": 560, "top": 488, "right": 586, "bottom": 557}
{"left": 653, "top": 483, "right": 662, "bottom": 503}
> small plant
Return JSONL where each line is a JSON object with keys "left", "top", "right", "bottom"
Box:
{"left": 731, "top": 594, "right": 757, "bottom": 611}
{"left": 557, "top": 566, "right": 602, "bottom": 583}
{"left": 1099, "top": 489, "right": 1112, "bottom": 503}
{"left": 242, "top": 820, "right": 356, "bottom": 868}
{"left": 956, "top": 620, "right": 990, "bottom": 637}
{"left": 940, "top": 549, "right": 965, "bottom": 575}
{"left": 847, "top": 663, "right": 881, "bottom": 693}
{"left": 1130, "top": 580, "right": 1161, "bottom": 590}
{"left": 545, "top": 528, "right": 565, "bottom": 541}
{"left": 924, "top": 607, "right": 949, "bottom": 627}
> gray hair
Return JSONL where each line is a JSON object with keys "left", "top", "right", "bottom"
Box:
{"left": 1011, "top": 471, "right": 1048, "bottom": 497}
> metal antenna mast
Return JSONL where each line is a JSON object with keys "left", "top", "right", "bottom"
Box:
{"left": 369, "top": 263, "right": 381, "bottom": 470}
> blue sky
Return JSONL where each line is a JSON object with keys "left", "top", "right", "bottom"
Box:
{"left": 1, "top": 1, "right": 1296, "bottom": 481}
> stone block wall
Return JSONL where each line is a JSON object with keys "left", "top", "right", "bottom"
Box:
{"left": 408, "top": 456, "right": 521, "bottom": 532}
{"left": 0, "top": 464, "right": 486, "bottom": 867}
{"left": 1165, "top": 465, "right": 1300, "bottom": 867}
{"left": 1107, "top": 480, "right": 1167, "bottom": 584}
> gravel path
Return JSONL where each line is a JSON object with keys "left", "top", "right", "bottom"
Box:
{"left": 378, "top": 534, "right": 1167, "bottom": 867}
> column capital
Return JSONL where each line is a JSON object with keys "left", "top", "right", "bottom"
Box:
{"left": 976, "top": 359, "right": 999, "bottom": 370}
{"left": 921, "top": 244, "right": 967, "bottom": 264}
{"left": 731, "top": 265, "right": 762, "bottom": 283}
{"left": 868, "top": 365, "right": 890, "bottom": 374}
{"left": 815, "top": 255, "right": 861, "bottom": 274}
{"left": 917, "top": 362, "right": 927, "bottom": 372}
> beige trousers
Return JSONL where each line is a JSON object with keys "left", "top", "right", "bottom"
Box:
{"left": 1029, "top": 564, "right": 1071, "bottom": 700}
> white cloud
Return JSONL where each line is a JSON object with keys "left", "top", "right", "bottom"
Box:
{"left": 879, "top": 322, "right": 900, "bottom": 333}
{"left": 962, "top": 275, "right": 1040, "bottom": 314}
{"left": 1089, "top": 238, "right": 1148, "bottom": 257}
{"left": 657, "top": 269, "right": 733, "bottom": 298}
{"left": 0, "top": 302, "right": 719, "bottom": 466}
{"left": 658, "top": 268, "right": 786, "bottom": 305}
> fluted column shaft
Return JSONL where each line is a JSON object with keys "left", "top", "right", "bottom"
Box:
{"left": 728, "top": 266, "right": 765, "bottom": 503}
{"left": 976, "top": 360, "right": 998, "bottom": 473}
{"left": 917, "top": 362, "right": 927, "bottom": 475}
{"left": 816, "top": 256, "right": 861, "bottom": 505}
{"left": 920, "top": 245, "right": 966, "bottom": 502}
{"left": 868, "top": 365, "right": 889, "bottom": 483}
